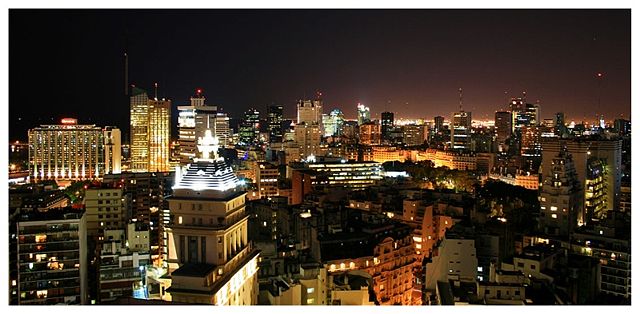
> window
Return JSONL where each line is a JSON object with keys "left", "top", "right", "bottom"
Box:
{"left": 307, "top": 298, "right": 315, "bottom": 304}
{"left": 485, "top": 290, "right": 490, "bottom": 295}
{"left": 531, "top": 265, "right": 536, "bottom": 270}
{"left": 201, "top": 237, "right": 207, "bottom": 263}
{"left": 307, "top": 287, "right": 314, "bottom": 293}
{"left": 515, "top": 290, "right": 521, "bottom": 296}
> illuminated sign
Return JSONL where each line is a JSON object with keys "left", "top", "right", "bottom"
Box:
{"left": 61, "top": 118, "right": 77, "bottom": 125}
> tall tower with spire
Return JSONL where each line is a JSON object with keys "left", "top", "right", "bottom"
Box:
{"left": 165, "top": 130, "right": 259, "bottom": 305}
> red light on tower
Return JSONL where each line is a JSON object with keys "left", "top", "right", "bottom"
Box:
{"left": 196, "top": 88, "right": 203, "bottom": 95}
{"left": 596, "top": 72, "right": 603, "bottom": 78}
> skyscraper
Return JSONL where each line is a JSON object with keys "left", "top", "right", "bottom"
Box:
{"left": 297, "top": 99, "right": 323, "bottom": 125}
{"left": 539, "top": 150, "right": 583, "bottom": 236}
{"left": 494, "top": 111, "right": 512, "bottom": 145}
{"left": 450, "top": 110, "right": 472, "bottom": 150}
{"left": 356, "top": 103, "right": 371, "bottom": 125}
{"left": 321, "top": 109, "right": 345, "bottom": 137}
{"left": 28, "top": 119, "right": 120, "bottom": 180}
{"left": 165, "top": 130, "right": 260, "bottom": 305}
{"left": 433, "top": 116, "right": 445, "bottom": 133}
{"left": 130, "top": 87, "right": 171, "bottom": 172}
{"left": 239, "top": 109, "right": 261, "bottom": 145}
{"left": 381, "top": 111, "right": 394, "bottom": 141}
{"left": 267, "top": 104, "right": 284, "bottom": 143}
{"left": 177, "top": 89, "right": 227, "bottom": 165}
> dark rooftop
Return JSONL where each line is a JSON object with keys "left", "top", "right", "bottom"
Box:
{"left": 170, "top": 263, "right": 217, "bottom": 278}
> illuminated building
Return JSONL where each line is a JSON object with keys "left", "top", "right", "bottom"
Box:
{"left": 256, "top": 162, "right": 279, "bottom": 199}
{"left": 381, "top": 111, "right": 394, "bottom": 141}
{"left": 83, "top": 187, "right": 125, "bottom": 236}
{"left": 165, "top": 130, "right": 259, "bottom": 305}
{"left": 130, "top": 87, "right": 171, "bottom": 172}
{"left": 16, "top": 208, "right": 87, "bottom": 305}
{"left": 424, "top": 227, "right": 478, "bottom": 295}
{"left": 28, "top": 119, "right": 120, "bottom": 180}
{"left": 402, "top": 124, "right": 426, "bottom": 146}
{"left": 585, "top": 159, "right": 606, "bottom": 221}
{"left": 417, "top": 149, "right": 477, "bottom": 171}
{"left": 98, "top": 227, "right": 150, "bottom": 303}
{"left": 371, "top": 146, "right": 409, "bottom": 163}
{"left": 178, "top": 89, "right": 228, "bottom": 165}
{"left": 328, "top": 272, "right": 376, "bottom": 305}
{"left": 510, "top": 97, "right": 539, "bottom": 131}
{"left": 539, "top": 150, "right": 583, "bottom": 236}
{"left": 520, "top": 126, "right": 541, "bottom": 157}
{"left": 450, "top": 110, "right": 472, "bottom": 150}
{"left": 356, "top": 103, "right": 371, "bottom": 125}
{"left": 541, "top": 138, "right": 621, "bottom": 216}
{"left": 614, "top": 118, "right": 630, "bottom": 136}
{"left": 296, "top": 159, "right": 383, "bottom": 190}
{"left": 239, "top": 109, "right": 261, "bottom": 145}
{"left": 104, "top": 127, "right": 122, "bottom": 175}
{"left": 267, "top": 104, "right": 284, "bottom": 143}
{"left": 433, "top": 116, "right": 444, "bottom": 134}
{"left": 297, "top": 99, "right": 323, "bottom": 126}
{"left": 322, "top": 109, "right": 345, "bottom": 137}
{"left": 359, "top": 121, "right": 381, "bottom": 145}
{"left": 494, "top": 111, "right": 512, "bottom": 148}
{"left": 322, "top": 222, "right": 419, "bottom": 305}
{"left": 294, "top": 123, "right": 322, "bottom": 160}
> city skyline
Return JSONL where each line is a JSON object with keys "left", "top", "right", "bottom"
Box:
{"left": 9, "top": 9, "right": 630, "bottom": 140}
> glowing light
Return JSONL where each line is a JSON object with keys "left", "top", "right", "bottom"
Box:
{"left": 61, "top": 118, "right": 77, "bottom": 125}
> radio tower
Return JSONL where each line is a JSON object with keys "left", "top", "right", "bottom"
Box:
{"left": 459, "top": 87, "right": 463, "bottom": 111}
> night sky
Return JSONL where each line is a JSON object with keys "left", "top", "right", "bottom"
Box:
{"left": 9, "top": 9, "right": 630, "bottom": 141}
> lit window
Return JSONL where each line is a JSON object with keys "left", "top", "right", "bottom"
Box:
{"left": 178, "top": 216, "right": 183, "bottom": 224}
{"left": 551, "top": 214, "right": 557, "bottom": 219}
{"left": 550, "top": 206, "right": 558, "bottom": 211}
{"left": 307, "top": 298, "right": 315, "bottom": 304}
{"left": 307, "top": 288, "right": 314, "bottom": 294}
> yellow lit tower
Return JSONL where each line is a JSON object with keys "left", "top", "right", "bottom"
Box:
{"left": 164, "top": 130, "right": 259, "bottom": 305}
{"left": 130, "top": 85, "right": 171, "bottom": 172}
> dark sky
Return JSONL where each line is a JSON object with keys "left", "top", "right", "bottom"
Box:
{"left": 9, "top": 9, "right": 630, "bottom": 141}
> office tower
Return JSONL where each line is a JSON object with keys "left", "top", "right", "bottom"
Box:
{"left": 290, "top": 159, "right": 383, "bottom": 190}
{"left": 83, "top": 187, "right": 125, "bottom": 237}
{"left": 585, "top": 159, "right": 607, "bottom": 221}
{"left": 267, "top": 104, "right": 284, "bottom": 143}
{"left": 539, "top": 150, "right": 583, "bottom": 236}
{"left": 178, "top": 89, "right": 221, "bottom": 164}
{"left": 541, "top": 137, "right": 622, "bottom": 218}
{"left": 495, "top": 111, "right": 512, "bottom": 145}
{"left": 614, "top": 118, "right": 631, "bottom": 136}
{"left": 28, "top": 119, "right": 120, "bottom": 180}
{"left": 520, "top": 126, "right": 541, "bottom": 157}
{"left": 17, "top": 208, "right": 87, "bottom": 304}
{"left": 359, "top": 121, "right": 381, "bottom": 145}
{"left": 322, "top": 109, "right": 345, "bottom": 137}
{"left": 294, "top": 123, "right": 322, "bottom": 159}
{"left": 256, "top": 162, "right": 280, "bottom": 199}
{"left": 451, "top": 110, "right": 472, "bottom": 150}
{"left": 356, "top": 103, "right": 371, "bottom": 125}
{"left": 510, "top": 97, "right": 540, "bottom": 131}
{"left": 103, "top": 127, "right": 122, "bottom": 175}
{"left": 380, "top": 111, "right": 394, "bottom": 141}
{"left": 433, "top": 116, "right": 445, "bottom": 134}
{"left": 297, "top": 99, "right": 323, "bottom": 125}
{"left": 130, "top": 87, "right": 171, "bottom": 172}
{"left": 166, "top": 130, "right": 260, "bottom": 305}
{"left": 402, "top": 124, "right": 426, "bottom": 146}
{"left": 239, "top": 109, "right": 261, "bottom": 145}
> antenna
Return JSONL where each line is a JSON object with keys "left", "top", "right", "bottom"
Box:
{"left": 522, "top": 91, "right": 527, "bottom": 101}
{"left": 459, "top": 87, "right": 463, "bottom": 111}
{"left": 124, "top": 51, "right": 128, "bottom": 96}
{"left": 154, "top": 82, "right": 158, "bottom": 100}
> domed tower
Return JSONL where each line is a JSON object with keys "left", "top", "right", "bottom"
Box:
{"left": 165, "top": 129, "right": 259, "bottom": 305}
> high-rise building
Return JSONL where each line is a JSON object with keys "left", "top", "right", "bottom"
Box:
{"left": 433, "top": 116, "right": 445, "bottom": 133}
{"left": 494, "top": 111, "right": 512, "bottom": 145}
{"left": 541, "top": 138, "right": 622, "bottom": 218}
{"left": 322, "top": 109, "right": 345, "bottom": 137}
{"left": 83, "top": 187, "right": 126, "bottom": 236}
{"left": 294, "top": 123, "right": 322, "bottom": 160}
{"left": 178, "top": 89, "right": 229, "bottom": 165}
{"left": 359, "top": 121, "right": 381, "bottom": 145}
{"left": 239, "top": 109, "right": 261, "bottom": 145}
{"left": 165, "top": 130, "right": 260, "bottom": 305}
{"left": 520, "top": 126, "right": 541, "bottom": 157}
{"left": 297, "top": 99, "right": 323, "bottom": 126}
{"left": 402, "top": 124, "right": 425, "bottom": 146}
{"left": 357, "top": 103, "right": 371, "bottom": 125}
{"left": 539, "top": 150, "right": 583, "bottom": 236}
{"left": 267, "top": 104, "right": 284, "bottom": 143}
{"left": 380, "top": 111, "right": 394, "bottom": 141}
{"left": 614, "top": 118, "right": 631, "bottom": 136}
{"left": 130, "top": 87, "right": 171, "bottom": 172}
{"left": 28, "top": 119, "right": 120, "bottom": 180}
{"left": 16, "top": 208, "right": 88, "bottom": 305}
{"left": 451, "top": 110, "right": 472, "bottom": 150}
{"left": 510, "top": 97, "right": 540, "bottom": 131}
{"left": 103, "top": 127, "right": 122, "bottom": 175}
